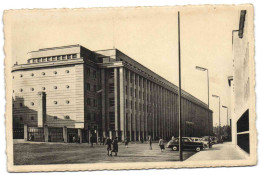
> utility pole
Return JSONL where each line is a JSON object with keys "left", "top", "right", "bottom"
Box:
{"left": 178, "top": 11, "right": 183, "bottom": 161}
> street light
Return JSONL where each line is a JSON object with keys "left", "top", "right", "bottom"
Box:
{"left": 212, "top": 94, "right": 221, "bottom": 136}
{"left": 222, "top": 105, "right": 229, "bottom": 126}
{"left": 195, "top": 66, "right": 210, "bottom": 147}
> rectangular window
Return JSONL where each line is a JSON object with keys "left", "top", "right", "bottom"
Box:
{"left": 109, "top": 83, "right": 114, "bottom": 93}
{"left": 67, "top": 55, "right": 71, "bottom": 59}
{"left": 135, "top": 89, "right": 137, "bottom": 97}
{"left": 72, "top": 54, "right": 77, "bottom": 58}
{"left": 87, "top": 68, "right": 90, "bottom": 76}
{"left": 93, "top": 70, "right": 97, "bottom": 78}
{"left": 86, "top": 83, "right": 90, "bottom": 91}
{"left": 31, "top": 117, "right": 34, "bottom": 121}
{"left": 125, "top": 86, "right": 128, "bottom": 95}
{"left": 126, "top": 99, "right": 128, "bottom": 108}
{"left": 87, "top": 98, "right": 91, "bottom": 106}
{"left": 131, "top": 101, "right": 133, "bottom": 109}
{"left": 125, "top": 70, "right": 128, "bottom": 80}
{"left": 130, "top": 73, "right": 133, "bottom": 83}
{"left": 87, "top": 113, "right": 91, "bottom": 120}
{"left": 62, "top": 55, "right": 66, "bottom": 60}
{"left": 131, "top": 88, "right": 133, "bottom": 96}
{"left": 109, "top": 98, "right": 115, "bottom": 107}
{"left": 110, "top": 71, "right": 114, "bottom": 78}
{"left": 93, "top": 99, "right": 97, "bottom": 107}
{"left": 56, "top": 56, "right": 61, "bottom": 60}
{"left": 139, "top": 91, "right": 142, "bottom": 99}
{"left": 135, "top": 102, "right": 137, "bottom": 110}
{"left": 93, "top": 85, "right": 97, "bottom": 92}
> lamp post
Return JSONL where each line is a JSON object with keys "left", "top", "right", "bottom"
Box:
{"left": 212, "top": 94, "right": 221, "bottom": 136}
{"left": 222, "top": 105, "right": 228, "bottom": 126}
{"left": 195, "top": 66, "right": 210, "bottom": 147}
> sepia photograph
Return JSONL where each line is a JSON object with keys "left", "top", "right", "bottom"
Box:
{"left": 3, "top": 4, "right": 256, "bottom": 172}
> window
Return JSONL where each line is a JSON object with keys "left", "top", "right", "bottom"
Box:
{"left": 66, "top": 100, "right": 70, "bottom": 104}
{"left": 20, "top": 74, "right": 23, "bottom": 78}
{"left": 72, "top": 54, "right": 77, "bottom": 58}
{"left": 110, "top": 71, "right": 114, "bottom": 78}
{"left": 109, "top": 98, "right": 115, "bottom": 107}
{"left": 20, "top": 103, "right": 23, "bottom": 107}
{"left": 109, "top": 83, "right": 114, "bottom": 93}
{"left": 139, "top": 91, "right": 142, "bottom": 98}
{"left": 67, "top": 55, "right": 71, "bottom": 59}
{"left": 42, "top": 57, "right": 47, "bottom": 62}
{"left": 31, "top": 88, "right": 34, "bottom": 91}
{"left": 47, "top": 57, "right": 51, "bottom": 61}
{"left": 135, "top": 89, "right": 137, "bottom": 97}
{"left": 52, "top": 56, "right": 57, "bottom": 61}
{"left": 86, "top": 68, "right": 90, "bottom": 76}
{"left": 130, "top": 73, "right": 133, "bottom": 83}
{"left": 87, "top": 98, "right": 91, "bottom": 106}
{"left": 54, "top": 101, "right": 58, "bottom": 104}
{"left": 31, "top": 73, "right": 34, "bottom": 76}
{"left": 62, "top": 55, "right": 66, "bottom": 60}
{"left": 57, "top": 56, "right": 61, "bottom": 60}
{"left": 93, "top": 85, "right": 97, "bottom": 92}
{"left": 42, "top": 72, "right": 45, "bottom": 75}
{"left": 13, "top": 76, "right": 14, "bottom": 79}
{"left": 42, "top": 87, "right": 45, "bottom": 90}
{"left": 125, "top": 70, "right": 128, "bottom": 79}
{"left": 125, "top": 86, "right": 128, "bottom": 95}
{"left": 131, "top": 101, "right": 133, "bottom": 109}
{"left": 66, "top": 85, "right": 70, "bottom": 89}
{"left": 13, "top": 90, "right": 14, "bottom": 93}
{"left": 93, "top": 99, "right": 97, "bottom": 107}
{"left": 93, "top": 70, "right": 97, "bottom": 78}
{"left": 53, "top": 71, "right": 57, "bottom": 74}
{"left": 87, "top": 113, "right": 91, "bottom": 120}
{"left": 66, "top": 70, "right": 69, "bottom": 73}
{"left": 31, "top": 117, "right": 34, "bottom": 121}
{"left": 54, "top": 86, "right": 57, "bottom": 89}
{"left": 126, "top": 99, "right": 128, "bottom": 108}
{"left": 33, "top": 59, "right": 37, "bottom": 63}
{"left": 20, "top": 89, "right": 23, "bottom": 92}
{"left": 64, "top": 115, "right": 70, "bottom": 119}
{"left": 135, "top": 102, "right": 137, "bottom": 110}
{"left": 19, "top": 117, "right": 23, "bottom": 121}
{"left": 54, "top": 116, "right": 58, "bottom": 120}
{"left": 86, "top": 83, "right": 90, "bottom": 91}
{"left": 31, "top": 102, "right": 34, "bottom": 106}
{"left": 131, "top": 88, "right": 133, "bottom": 96}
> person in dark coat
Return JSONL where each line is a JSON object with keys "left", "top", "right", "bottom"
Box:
{"left": 158, "top": 138, "right": 165, "bottom": 152}
{"left": 103, "top": 137, "right": 106, "bottom": 145}
{"left": 124, "top": 137, "right": 129, "bottom": 148}
{"left": 112, "top": 137, "right": 118, "bottom": 156}
{"left": 105, "top": 137, "right": 112, "bottom": 156}
{"left": 90, "top": 135, "right": 94, "bottom": 147}
{"left": 148, "top": 136, "right": 152, "bottom": 150}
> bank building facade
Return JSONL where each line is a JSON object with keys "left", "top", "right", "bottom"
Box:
{"left": 12, "top": 44, "right": 213, "bottom": 143}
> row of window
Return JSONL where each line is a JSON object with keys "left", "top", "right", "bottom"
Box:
{"left": 86, "top": 68, "right": 97, "bottom": 79}
{"left": 29, "top": 54, "right": 77, "bottom": 63}
{"left": 86, "top": 98, "right": 97, "bottom": 107}
{"left": 86, "top": 83, "right": 97, "bottom": 92}
{"left": 14, "top": 85, "right": 70, "bottom": 93}
{"left": 86, "top": 113, "right": 98, "bottom": 121}
{"left": 15, "top": 100, "right": 70, "bottom": 107}
{"left": 18, "top": 115, "right": 70, "bottom": 122}
{"left": 125, "top": 99, "right": 147, "bottom": 112}
{"left": 126, "top": 86, "right": 146, "bottom": 99}
{"left": 13, "top": 70, "right": 70, "bottom": 79}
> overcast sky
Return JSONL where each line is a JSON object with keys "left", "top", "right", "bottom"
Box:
{"left": 7, "top": 6, "right": 242, "bottom": 126}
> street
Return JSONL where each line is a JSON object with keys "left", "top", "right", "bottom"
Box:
{"left": 13, "top": 140, "right": 196, "bottom": 165}
{"left": 187, "top": 142, "right": 248, "bottom": 161}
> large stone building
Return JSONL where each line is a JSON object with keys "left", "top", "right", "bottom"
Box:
{"left": 230, "top": 10, "right": 254, "bottom": 154}
{"left": 12, "top": 44, "right": 213, "bottom": 143}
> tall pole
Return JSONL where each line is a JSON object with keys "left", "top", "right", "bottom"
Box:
{"left": 219, "top": 97, "right": 221, "bottom": 136}
{"left": 207, "top": 70, "right": 210, "bottom": 147}
{"left": 178, "top": 11, "right": 183, "bottom": 161}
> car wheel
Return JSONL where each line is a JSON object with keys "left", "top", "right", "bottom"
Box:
{"left": 172, "top": 146, "right": 178, "bottom": 151}
{"left": 195, "top": 147, "right": 201, "bottom": 152}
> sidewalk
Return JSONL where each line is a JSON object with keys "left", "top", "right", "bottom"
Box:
{"left": 186, "top": 142, "right": 249, "bottom": 161}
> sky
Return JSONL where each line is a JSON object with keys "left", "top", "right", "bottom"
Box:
{"left": 7, "top": 6, "right": 242, "bottom": 126}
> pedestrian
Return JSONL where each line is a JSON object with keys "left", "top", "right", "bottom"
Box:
{"left": 148, "top": 136, "right": 152, "bottom": 150}
{"left": 73, "top": 136, "right": 76, "bottom": 143}
{"left": 124, "top": 137, "right": 129, "bottom": 148}
{"left": 140, "top": 137, "right": 144, "bottom": 143}
{"left": 105, "top": 137, "right": 112, "bottom": 156}
{"left": 158, "top": 137, "right": 165, "bottom": 152}
{"left": 103, "top": 137, "right": 106, "bottom": 145}
{"left": 112, "top": 137, "right": 119, "bottom": 156}
{"left": 99, "top": 137, "right": 102, "bottom": 145}
{"left": 90, "top": 134, "right": 94, "bottom": 147}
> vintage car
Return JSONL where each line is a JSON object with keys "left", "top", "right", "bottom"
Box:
{"left": 166, "top": 137, "right": 204, "bottom": 152}
{"left": 190, "top": 137, "right": 209, "bottom": 148}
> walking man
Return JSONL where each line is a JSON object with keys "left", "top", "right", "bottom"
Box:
{"left": 124, "top": 137, "right": 129, "bottom": 148}
{"left": 158, "top": 137, "right": 165, "bottom": 152}
{"left": 112, "top": 137, "right": 119, "bottom": 156}
{"left": 105, "top": 137, "right": 112, "bottom": 156}
{"left": 148, "top": 136, "right": 152, "bottom": 150}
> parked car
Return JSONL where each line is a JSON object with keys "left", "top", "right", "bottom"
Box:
{"left": 166, "top": 137, "right": 204, "bottom": 152}
{"left": 190, "top": 137, "right": 209, "bottom": 148}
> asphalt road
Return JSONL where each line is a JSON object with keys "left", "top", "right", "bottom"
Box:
{"left": 13, "top": 141, "right": 197, "bottom": 165}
